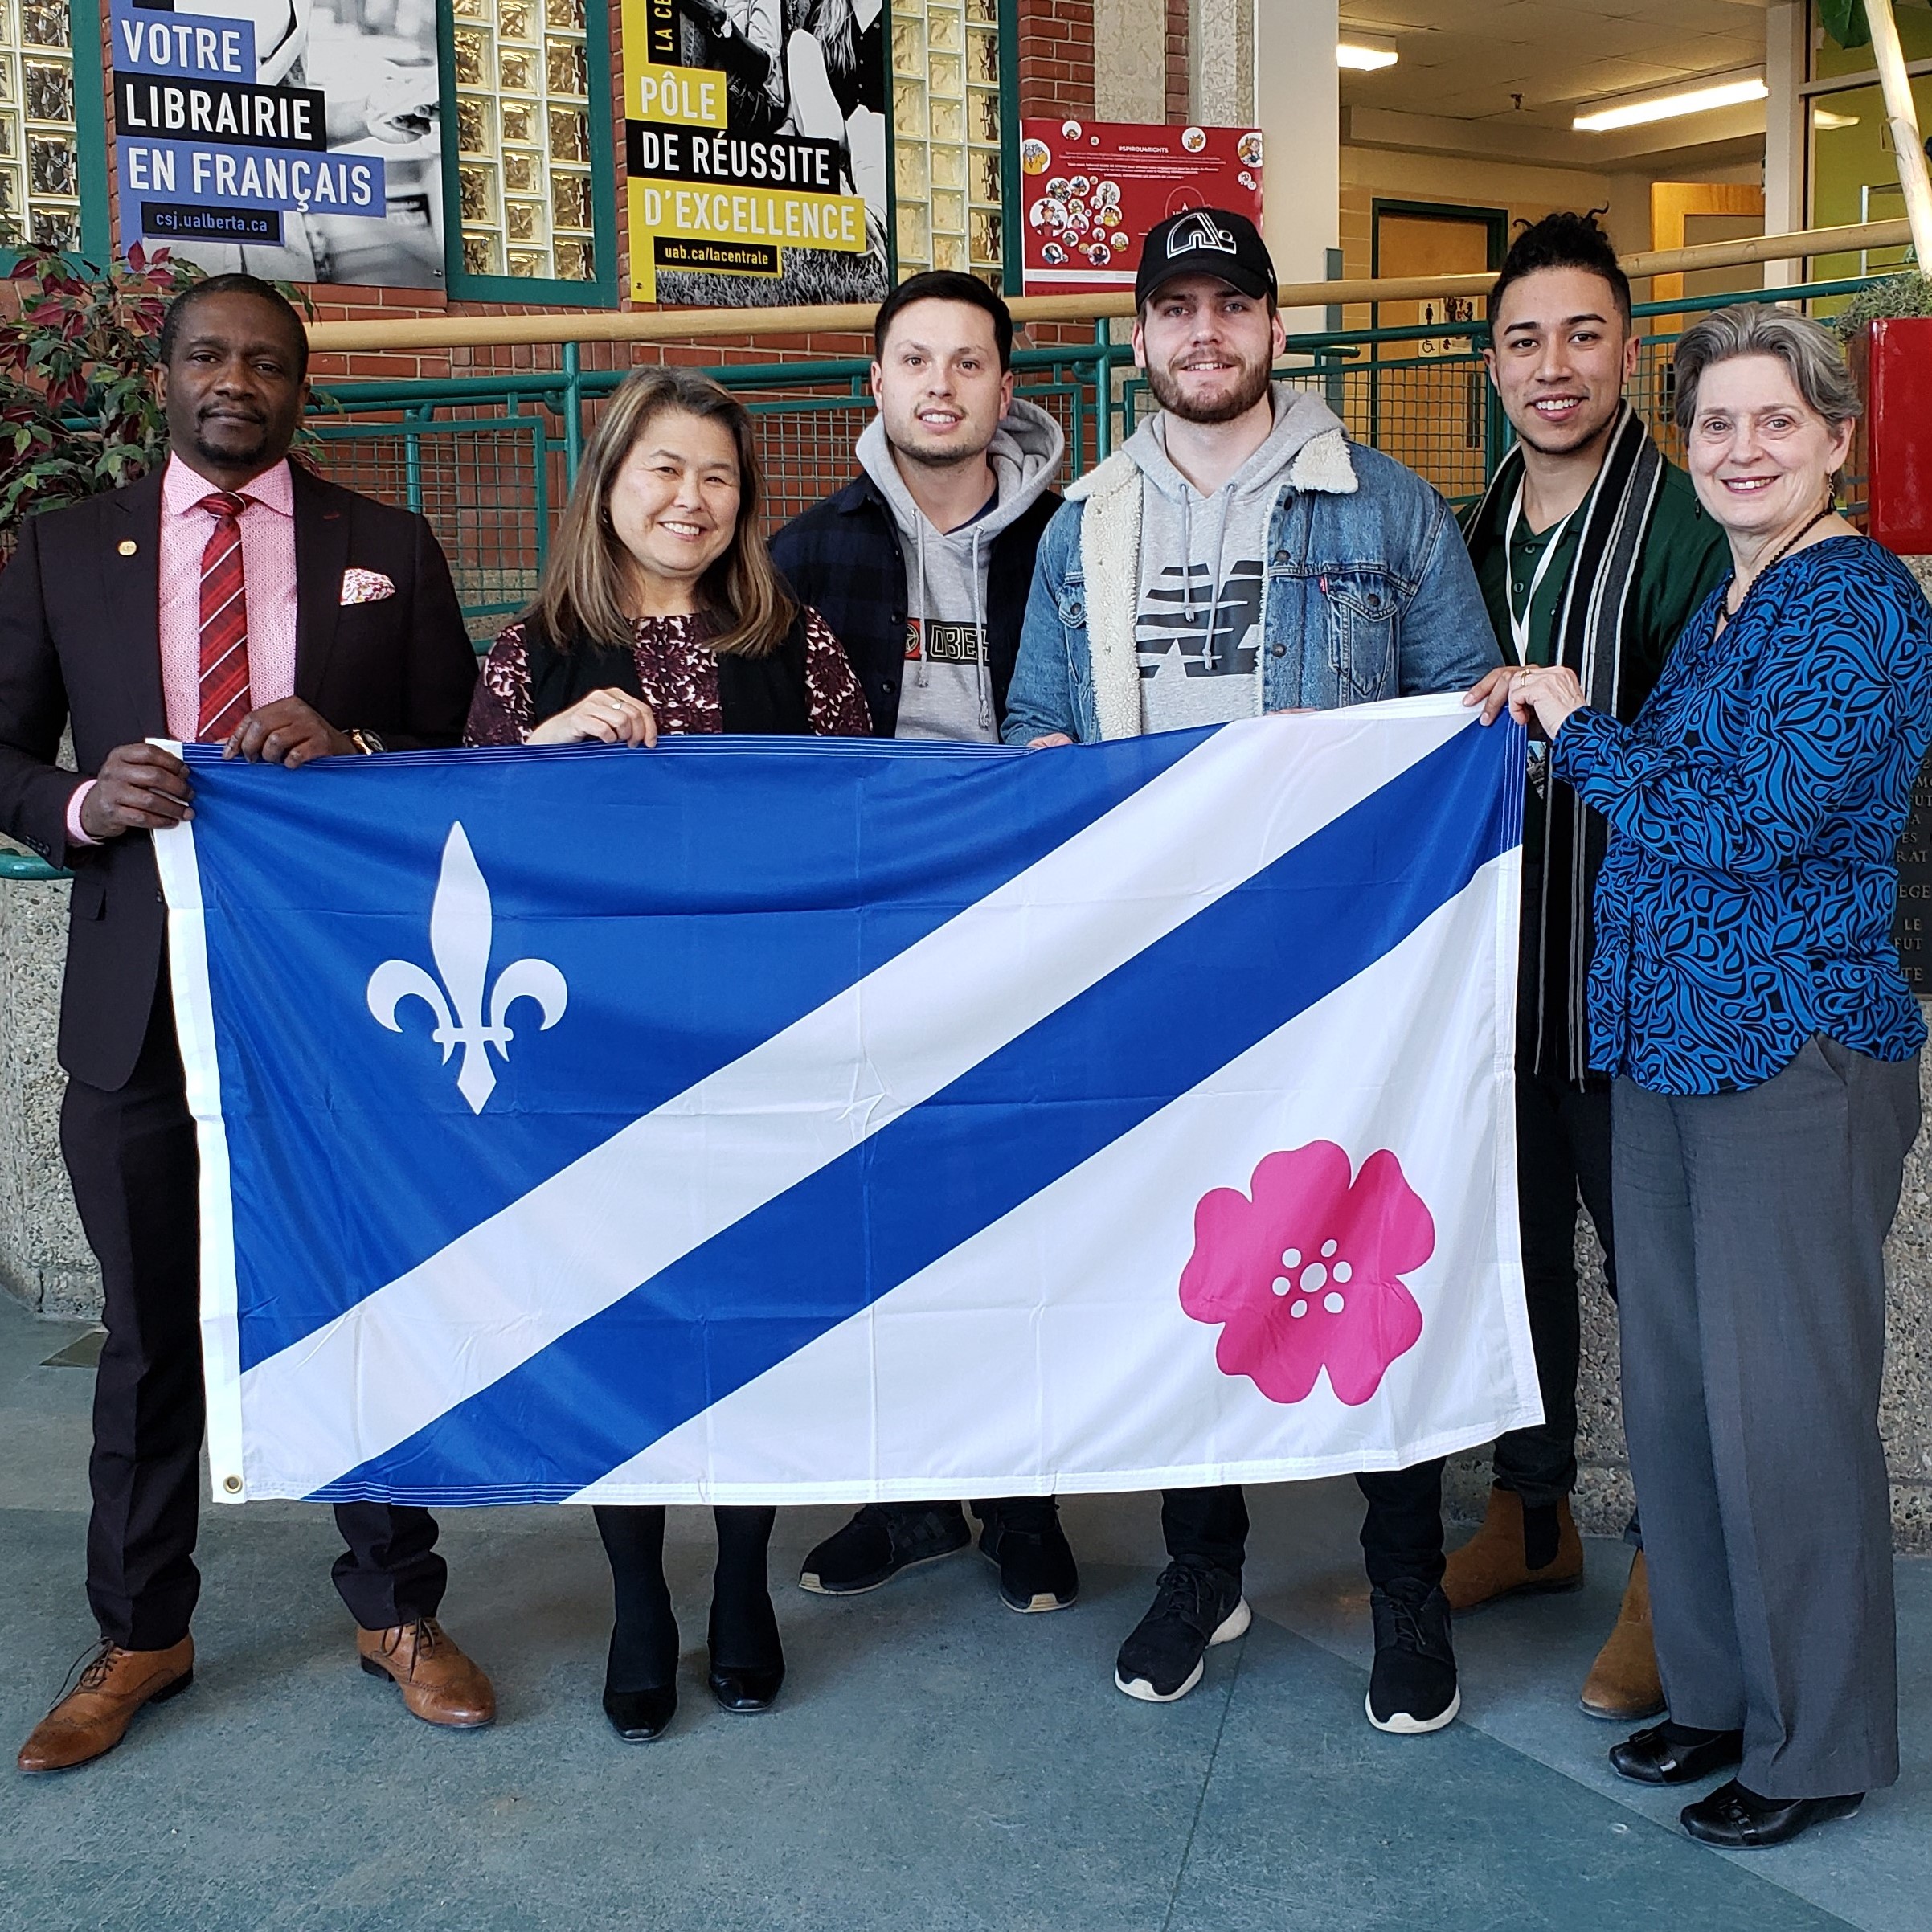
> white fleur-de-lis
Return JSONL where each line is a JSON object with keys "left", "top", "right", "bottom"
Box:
{"left": 366, "top": 821, "right": 567, "bottom": 1115}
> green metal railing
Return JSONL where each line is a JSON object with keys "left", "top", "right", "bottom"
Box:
{"left": 294, "top": 275, "right": 1881, "bottom": 642}
{"left": 0, "top": 275, "right": 1887, "bottom": 885}
{"left": 300, "top": 337, "right": 1121, "bottom": 639}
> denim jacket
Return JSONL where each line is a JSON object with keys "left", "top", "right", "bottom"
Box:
{"left": 1001, "top": 428, "right": 1500, "bottom": 743}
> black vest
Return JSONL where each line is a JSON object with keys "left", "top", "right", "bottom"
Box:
{"left": 522, "top": 612, "right": 813, "bottom": 736}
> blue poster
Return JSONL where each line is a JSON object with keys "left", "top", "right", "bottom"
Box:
{"left": 110, "top": 0, "right": 444, "bottom": 290}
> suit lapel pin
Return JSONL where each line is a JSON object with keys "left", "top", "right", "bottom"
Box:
{"left": 117, "top": 539, "right": 137, "bottom": 555}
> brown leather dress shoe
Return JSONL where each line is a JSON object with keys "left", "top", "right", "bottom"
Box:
{"left": 357, "top": 1618, "right": 496, "bottom": 1728}
{"left": 17, "top": 1636, "right": 195, "bottom": 1774}
{"left": 1443, "top": 1486, "right": 1583, "bottom": 1612}
{"left": 1580, "top": 1550, "right": 1666, "bottom": 1721}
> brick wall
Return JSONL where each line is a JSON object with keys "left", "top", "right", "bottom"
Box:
{"left": 1016, "top": 0, "right": 1096, "bottom": 120}
{"left": 1165, "top": 0, "right": 1190, "bottom": 123}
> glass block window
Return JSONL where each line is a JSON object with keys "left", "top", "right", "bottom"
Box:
{"left": 451, "top": 0, "right": 596, "bottom": 282}
{"left": 0, "top": 0, "right": 81, "bottom": 251}
{"left": 891, "top": 0, "right": 1005, "bottom": 283}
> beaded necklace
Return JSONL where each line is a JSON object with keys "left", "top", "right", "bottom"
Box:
{"left": 1714, "top": 501, "right": 1836, "bottom": 637}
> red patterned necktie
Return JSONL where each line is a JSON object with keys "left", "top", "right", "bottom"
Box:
{"left": 194, "top": 490, "right": 252, "bottom": 741}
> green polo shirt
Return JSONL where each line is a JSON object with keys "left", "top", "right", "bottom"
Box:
{"left": 1466, "top": 456, "right": 1728, "bottom": 860}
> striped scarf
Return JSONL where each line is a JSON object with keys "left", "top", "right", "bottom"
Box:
{"left": 1467, "top": 403, "right": 1665, "bottom": 1082}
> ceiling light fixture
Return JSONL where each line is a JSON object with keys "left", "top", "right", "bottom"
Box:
{"left": 1573, "top": 76, "right": 1768, "bottom": 133}
{"left": 1813, "top": 107, "right": 1860, "bottom": 129}
{"left": 1337, "top": 35, "right": 1398, "bottom": 72}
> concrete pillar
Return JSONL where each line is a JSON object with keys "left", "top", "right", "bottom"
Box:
{"left": 1093, "top": 0, "right": 1168, "bottom": 124}
{"left": 0, "top": 876, "right": 97, "bottom": 1318}
{"left": 1764, "top": 0, "right": 1807, "bottom": 289}
{"left": 1189, "top": 0, "right": 1253, "bottom": 126}
{"left": 1250, "top": 0, "right": 1338, "bottom": 318}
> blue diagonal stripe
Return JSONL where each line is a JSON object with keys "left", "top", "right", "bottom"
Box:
{"left": 315, "top": 720, "right": 1521, "bottom": 1503}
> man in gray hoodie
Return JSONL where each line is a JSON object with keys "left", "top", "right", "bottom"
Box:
{"left": 774, "top": 272, "right": 1064, "bottom": 747}
{"left": 770, "top": 272, "right": 1077, "bottom": 1616}
{"left": 1131, "top": 375, "right": 1330, "bottom": 731}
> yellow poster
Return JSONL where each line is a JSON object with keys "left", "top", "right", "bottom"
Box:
{"left": 620, "top": 0, "right": 887, "bottom": 305}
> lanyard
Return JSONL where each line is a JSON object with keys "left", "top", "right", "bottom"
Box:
{"left": 1503, "top": 480, "right": 1578, "bottom": 665}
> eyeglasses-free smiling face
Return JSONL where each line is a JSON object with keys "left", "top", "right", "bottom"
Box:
{"left": 605, "top": 407, "right": 743, "bottom": 596}
{"left": 870, "top": 298, "right": 1016, "bottom": 471}
{"left": 1685, "top": 353, "right": 1854, "bottom": 543}
{"left": 1484, "top": 265, "right": 1638, "bottom": 460}
{"left": 1134, "top": 274, "right": 1285, "bottom": 426}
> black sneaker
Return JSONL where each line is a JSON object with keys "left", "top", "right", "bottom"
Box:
{"left": 976, "top": 1500, "right": 1079, "bottom": 1613}
{"left": 1114, "top": 1560, "right": 1250, "bottom": 1702}
{"left": 1366, "top": 1579, "right": 1459, "bottom": 1734}
{"left": 797, "top": 1503, "right": 971, "bottom": 1595}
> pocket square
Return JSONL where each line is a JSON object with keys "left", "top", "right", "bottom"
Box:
{"left": 340, "top": 567, "right": 396, "bottom": 606}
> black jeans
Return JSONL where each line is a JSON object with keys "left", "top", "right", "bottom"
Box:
{"left": 1502, "top": 1067, "right": 1618, "bottom": 1508}
{"left": 1161, "top": 1467, "right": 1446, "bottom": 1593}
{"left": 62, "top": 979, "right": 447, "bottom": 1647}
{"left": 1511, "top": 862, "right": 1639, "bottom": 1545}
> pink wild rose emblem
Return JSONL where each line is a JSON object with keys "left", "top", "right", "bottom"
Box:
{"left": 1181, "top": 1142, "right": 1434, "bottom": 1405}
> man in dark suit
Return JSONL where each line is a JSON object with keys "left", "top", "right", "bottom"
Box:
{"left": 0, "top": 275, "right": 490, "bottom": 1774}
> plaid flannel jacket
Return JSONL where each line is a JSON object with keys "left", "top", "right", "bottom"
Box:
{"left": 770, "top": 473, "right": 1061, "bottom": 737}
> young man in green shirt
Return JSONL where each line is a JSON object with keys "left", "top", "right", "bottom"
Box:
{"left": 1455, "top": 213, "right": 1728, "bottom": 1721}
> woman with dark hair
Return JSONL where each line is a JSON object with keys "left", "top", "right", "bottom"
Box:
{"left": 468, "top": 367, "right": 868, "bottom": 1742}
{"left": 1487, "top": 305, "right": 1932, "bottom": 1846}
{"left": 469, "top": 366, "right": 868, "bottom": 755}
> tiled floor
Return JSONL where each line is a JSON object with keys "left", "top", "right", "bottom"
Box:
{"left": 1, "top": 1295, "right": 1923, "bottom": 1932}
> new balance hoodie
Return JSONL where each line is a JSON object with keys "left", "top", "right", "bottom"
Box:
{"left": 1128, "top": 385, "right": 1351, "bottom": 732}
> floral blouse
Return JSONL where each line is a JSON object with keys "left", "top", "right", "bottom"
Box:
{"left": 465, "top": 608, "right": 871, "bottom": 745}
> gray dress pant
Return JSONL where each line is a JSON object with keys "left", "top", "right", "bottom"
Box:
{"left": 1612, "top": 1038, "right": 1918, "bottom": 1798}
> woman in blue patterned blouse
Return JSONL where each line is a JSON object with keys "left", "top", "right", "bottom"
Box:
{"left": 1480, "top": 305, "right": 1932, "bottom": 1849}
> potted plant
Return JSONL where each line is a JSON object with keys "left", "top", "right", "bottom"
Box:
{"left": 1836, "top": 273, "right": 1932, "bottom": 555}
{"left": 0, "top": 242, "right": 192, "bottom": 556}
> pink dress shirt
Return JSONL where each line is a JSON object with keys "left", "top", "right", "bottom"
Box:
{"left": 67, "top": 455, "right": 300, "bottom": 846}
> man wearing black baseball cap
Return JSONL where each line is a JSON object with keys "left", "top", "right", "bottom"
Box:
{"left": 1005, "top": 207, "right": 1500, "bottom": 1736}
{"left": 1132, "top": 205, "right": 1278, "bottom": 309}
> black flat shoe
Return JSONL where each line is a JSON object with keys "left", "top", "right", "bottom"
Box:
{"left": 1680, "top": 1779, "right": 1863, "bottom": 1848}
{"left": 1609, "top": 1721, "right": 1744, "bottom": 1786}
{"left": 602, "top": 1684, "right": 676, "bottom": 1742}
{"left": 708, "top": 1661, "right": 784, "bottom": 1713}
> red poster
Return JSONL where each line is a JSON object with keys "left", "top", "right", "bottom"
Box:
{"left": 1018, "top": 118, "right": 1264, "bottom": 295}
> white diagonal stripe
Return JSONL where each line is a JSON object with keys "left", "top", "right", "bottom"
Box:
{"left": 232, "top": 698, "right": 1476, "bottom": 1497}
{"left": 569, "top": 858, "right": 1533, "bottom": 1504}
{"left": 200, "top": 583, "right": 246, "bottom": 624}
{"left": 200, "top": 640, "right": 249, "bottom": 682}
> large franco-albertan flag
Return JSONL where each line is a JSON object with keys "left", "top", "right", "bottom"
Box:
{"left": 152, "top": 696, "right": 1539, "bottom": 1508}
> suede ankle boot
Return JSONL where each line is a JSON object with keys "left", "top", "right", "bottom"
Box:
{"left": 1580, "top": 1551, "right": 1665, "bottom": 1722}
{"left": 1442, "top": 1485, "right": 1584, "bottom": 1612}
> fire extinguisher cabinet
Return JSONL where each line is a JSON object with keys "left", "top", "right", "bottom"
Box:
{"left": 1850, "top": 317, "right": 1932, "bottom": 555}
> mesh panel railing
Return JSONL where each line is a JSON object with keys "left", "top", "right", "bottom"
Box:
{"left": 1119, "top": 355, "right": 1502, "bottom": 507}
{"left": 297, "top": 346, "right": 1115, "bottom": 641}
{"left": 305, "top": 412, "right": 554, "bottom": 640}
{"left": 231, "top": 277, "right": 1914, "bottom": 637}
